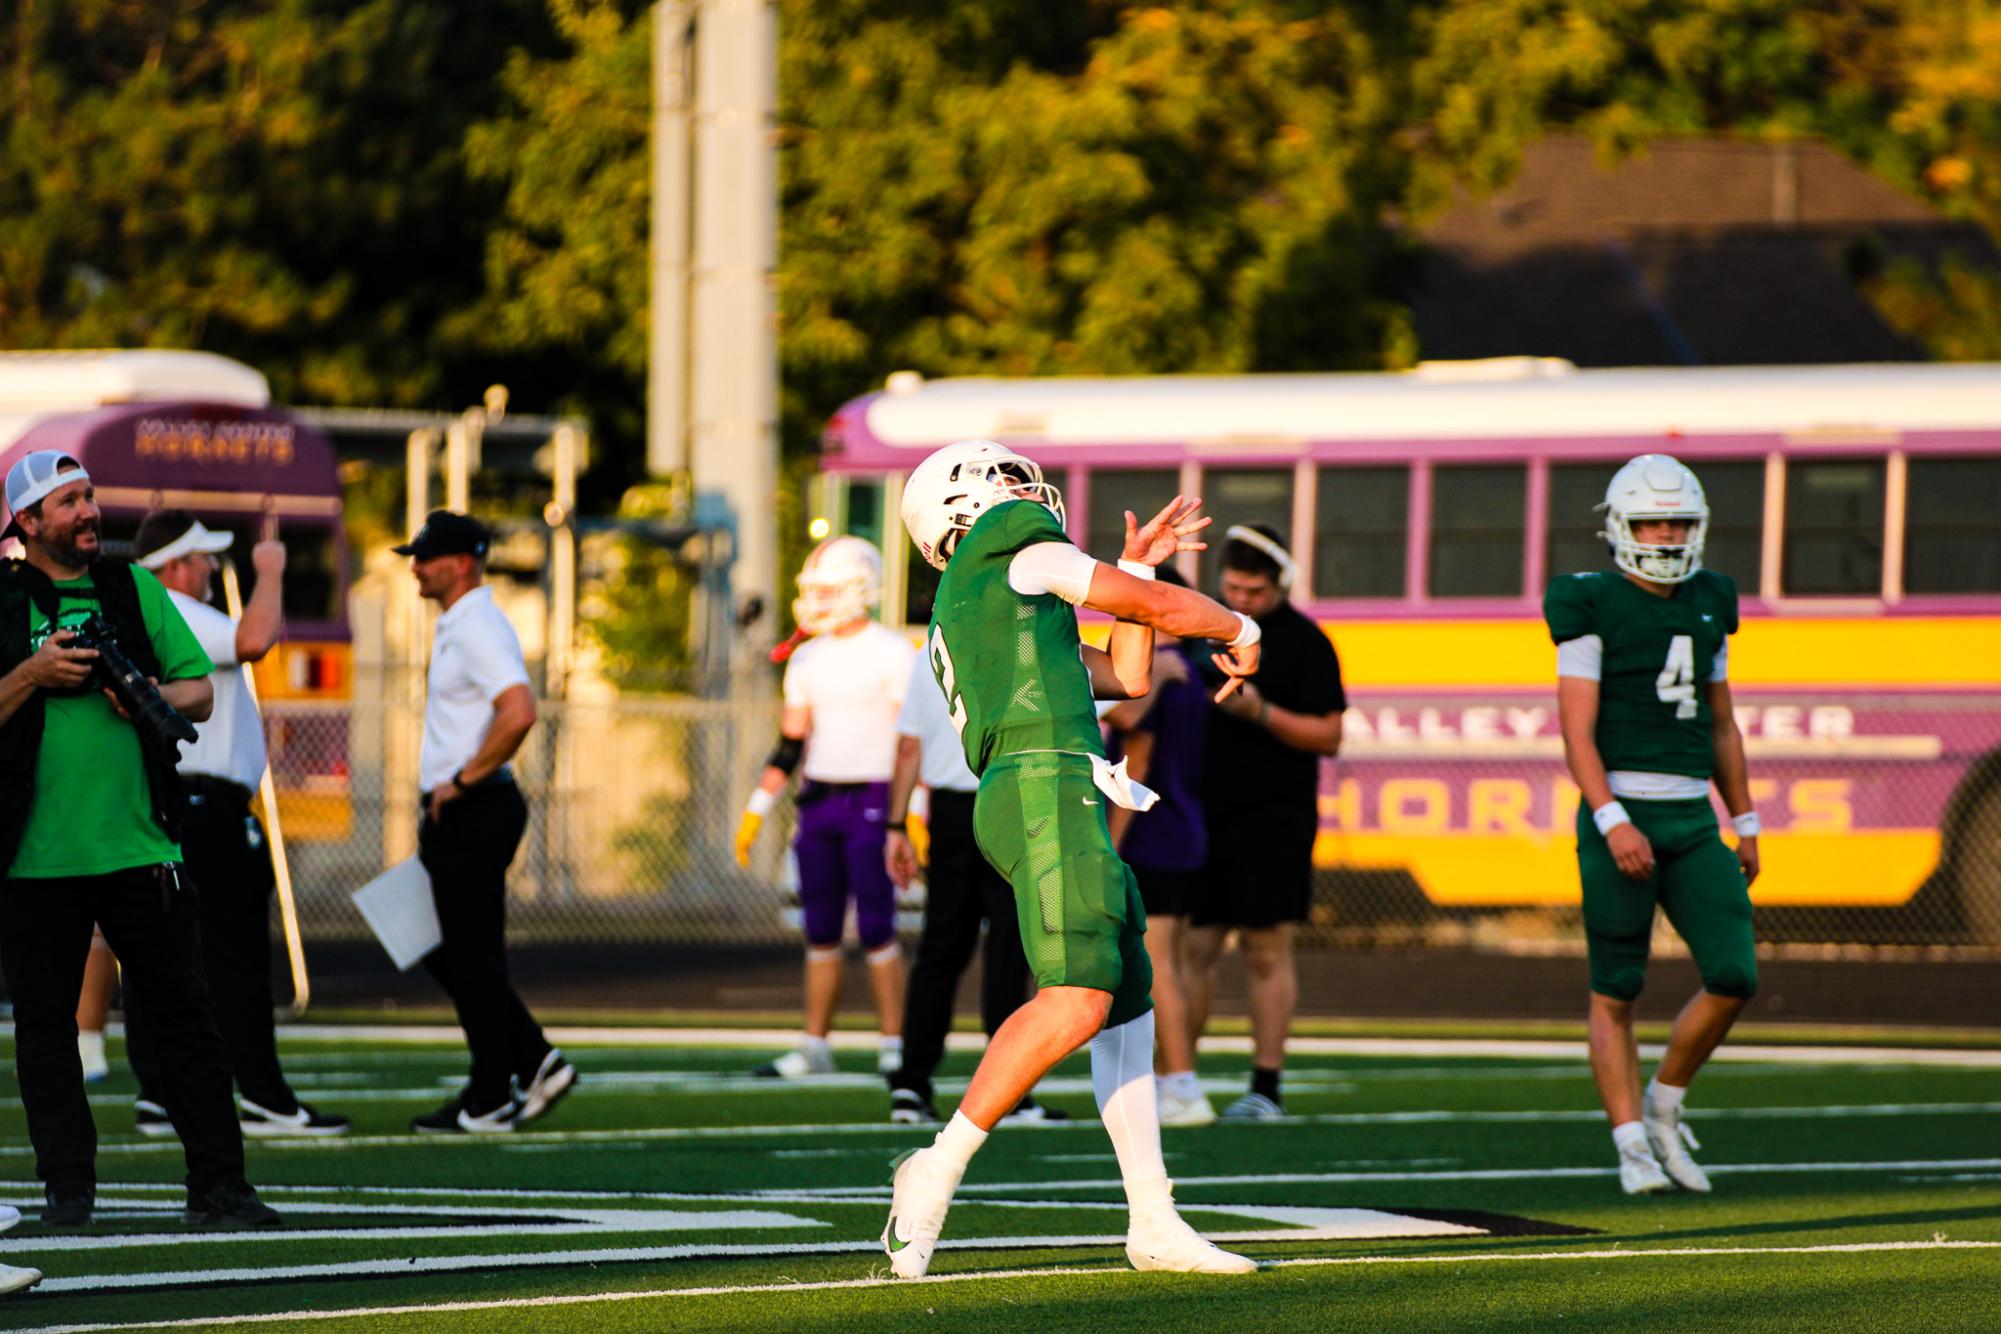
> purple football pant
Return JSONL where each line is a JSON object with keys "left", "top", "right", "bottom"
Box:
{"left": 793, "top": 781, "right": 896, "bottom": 948}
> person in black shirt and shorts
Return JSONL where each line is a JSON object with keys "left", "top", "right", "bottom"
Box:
{"left": 1185, "top": 524, "right": 1345, "bottom": 1120}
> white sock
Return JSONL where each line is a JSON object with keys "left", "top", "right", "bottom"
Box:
{"left": 1090, "top": 1010, "right": 1173, "bottom": 1217}
{"left": 1645, "top": 1077, "right": 1686, "bottom": 1115}
{"left": 1612, "top": 1120, "right": 1650, "bottom": 1156}
{"left": 1161, "top": 1070, "right": 1203, "bottom": 1102}
{"left": 880, "top": 1034, "right": 904, "bottom": 1060}
{"left": 801, "top": 1034, "right": 831, "bottom": 1056}
{"left": 932, "top": 1110, "right": 987, "bottom": 1172}
{"left": 77, "top": 1030, "right": 106, "bottom": 1068}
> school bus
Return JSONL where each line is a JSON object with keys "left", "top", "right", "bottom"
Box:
{"left": 818, "top": 359, "right": 2001, "bottom": 943}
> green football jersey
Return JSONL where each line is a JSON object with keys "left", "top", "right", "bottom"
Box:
{"left": 928, "top": 500, "right": 1104, "bottom": 776}
{"left": 1544, "top": 568, "right": 1739, "bottom": 780}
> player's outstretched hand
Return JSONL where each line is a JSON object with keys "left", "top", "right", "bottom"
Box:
{"left": 1123, "top": 495, "right": 1210, "bottom": 568}
{"left": 1608, "top": 822, "right": 1655, "bottom": 880}
{"left": 1210, "top": 639, "right": 1259, "bottom": 702}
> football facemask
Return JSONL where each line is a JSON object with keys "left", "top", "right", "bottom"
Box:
{"left": 792, "top": 535, "right": 883, "bottom": 634}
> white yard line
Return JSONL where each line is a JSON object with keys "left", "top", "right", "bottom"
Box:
{"left": 29, "top": 1239, "right": 2001, "bottom": 1333}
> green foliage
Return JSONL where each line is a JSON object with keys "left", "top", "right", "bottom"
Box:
{"left": 582, "top": 481, "right": 697, "bottom": 691}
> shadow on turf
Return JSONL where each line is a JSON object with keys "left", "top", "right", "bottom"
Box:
{"left": 1418, "top": 1202, "right": 2001, "bottom": 1255}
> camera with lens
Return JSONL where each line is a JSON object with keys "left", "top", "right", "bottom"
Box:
{"left": 66, "top": 615, "right": 200, "bottom": 754}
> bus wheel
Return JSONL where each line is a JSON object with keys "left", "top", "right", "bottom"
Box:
{"left": 1940, "top": 757, "right": 2001, "bottom": 945}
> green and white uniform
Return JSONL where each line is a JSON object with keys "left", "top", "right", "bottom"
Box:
{"left": 928, "top": 501, "right": 1152, "bottom": 1024}
{"left": 1545, "top": 569, "right": 1757, "bottom": 1002}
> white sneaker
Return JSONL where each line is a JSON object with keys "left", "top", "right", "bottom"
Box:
{"left": 1157, "top": 1089, "right": 1217, "bottom": 1127}
{"left": 519, "top": 1049, "right": 578, "bottom": 1124}
{"left": 0, "top": 1264, "right": 41, "bottom": 1297}
{"left": 1219, "top": 1092, "right": 1282, "bottom": 1121}
{"left": 1644, "top": 1100, "right": 1712, "bottom": 1193}
{"left": 1619, "top": 1144, "right": 1673, "bottom": 1195}
{"left": 0, "top": 1204, "right": 19, "bottom": 1235}
{"left": 1126, "top": 1203, "right": 1257, "bottom": 1274}
{"left": 881, "top": 1146, "right": 963, "bottom": 1280}
{"left": 457, "top": 1095, "right": 524, "bottom": 1134}
{"left": 755, "top": 1046, "right": 836, "bottom": 1078}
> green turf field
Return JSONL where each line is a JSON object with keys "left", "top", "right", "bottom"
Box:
{"left": 4, "top": 1028, "right": 2000, "bottom": 1331}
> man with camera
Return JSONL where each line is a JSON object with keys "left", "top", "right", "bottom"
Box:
{"left": 121, "top": 510, "right": 350, "bottom": 1139}
{"left": 0, "top": 451, "right": 280, "bottom": 1228}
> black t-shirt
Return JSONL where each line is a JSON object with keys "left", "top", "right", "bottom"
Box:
{"left": 1200, "top": 599, "right": 1345, "bottom": 815}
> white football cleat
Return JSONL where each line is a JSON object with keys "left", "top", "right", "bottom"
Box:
{"left": 754, "top": 1046, "right": 836, "bottom": 1079}
{"left": 1644, "top": 1100, "right": 1712, "bottom": 1193}
{"left": 0, "top": 1263, "right": 41, "bottom": 1297}
{"left": 881, "top": 1146, "right": 963, "bottom": 1279}
{"left": 1619, "top": 1144, "right": 1673, "bottom": 1195}
{"left": 1156, "top": 1088, "right": 1217, "bottom": 1128}
{"left": 1126, "top": 1205, "right": 1257, "bottom": 1274}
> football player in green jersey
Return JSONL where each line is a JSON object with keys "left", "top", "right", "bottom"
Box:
{"left": 881, "top": 439, "right": 1263, "bottom": 1280}
{"left": 1548, "top": 454, "right": 1761, "bottom": 1197}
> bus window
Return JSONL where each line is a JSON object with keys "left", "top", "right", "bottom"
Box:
{"left": 1547, "top": 460, "right": 1763, "bottom": 586}
{"left": 1783, "top": 459, "right": 1884, "bottom": 595}
{"left": 846, "top": 477, "right": 886, "bottom": 552}
{"left": 1086, "top": 469, "right": 1182, "bottom": 561}
{"left": 1905, "top": 457, "right": 2001, "bottom": 594}
{"left": 1315, "top": 466, "right": 1407, "bottom": 597}
{"left": 1429, "top": 465, "right": 1525, "bottom": 598}
{"left": 904, "top": 544, "right": 940, "bottom": 626}
{"left": 1199, "top": 468, "right": 1293, "bottom": 587}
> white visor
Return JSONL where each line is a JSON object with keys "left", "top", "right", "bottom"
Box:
{"left": 138, "top": 519, "right": 235, "bottom": 570}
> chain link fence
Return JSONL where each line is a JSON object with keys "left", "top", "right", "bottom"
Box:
{"left": 264, "top": 680, "right": 2001, "bottom": 956}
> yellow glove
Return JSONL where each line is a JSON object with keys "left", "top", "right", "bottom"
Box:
{"left": 734, "top": 808, "right": 765, "bottom": 867}
{"left": 906, "top": 811, "right": 931, "bottom": 869}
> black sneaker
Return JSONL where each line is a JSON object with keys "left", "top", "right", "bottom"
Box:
{"left": 135, "top": 1099, "right": 175, "bottom": 1138}
{"left": 240, "top": 1097, "right": 351, "bottom": 1138}
{"left": 184, "top": 1182, "right": 282, "bottom": 1229}
{"left": 411, "top": 1089, "right": 521, "bottom": 1134}
{"left": 42, "top": 1184, "right": 93, "bottom": 1227}
{"left": 517, "top": 1050, "right": 577, "bottom": 1125}
{"left": 1001, "top": 1096, "right": 1073, "bottom": 1124}
{"left": 889, "top": 1088, "right": 938, "bottom": 1125}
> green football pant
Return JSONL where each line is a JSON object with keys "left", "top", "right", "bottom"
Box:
{"left": 972, "top": 752, "right": 1153, "bottom": 1027}
{"left": 1575, "top": 797, "right": 1758, "bottom": 1002}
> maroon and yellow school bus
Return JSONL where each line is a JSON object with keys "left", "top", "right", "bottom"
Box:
{"left": 818, "top": 359, "right": 2001, "bottom": 943}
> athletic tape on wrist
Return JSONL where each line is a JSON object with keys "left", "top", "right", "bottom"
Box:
{"left": 1592, "top": 801, "right": 1632, "bottom": 836}
{"left": 1116, "top": 558, "right": 1156, "bottom": 580}
{"left": 745, "top": 788, "right": 776, "bottom": 817}
{"left": 1732, "top": 811, "right": 1761, "bottom": 838}
{"left": 1229, "top": 612, "right": 1261, "bottom": 649}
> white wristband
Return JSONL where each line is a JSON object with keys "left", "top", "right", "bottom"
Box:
{"left": 1116, "top": 558, "right": 1156, "bottom": 580}
{"left": 1732, "top": 812, "right": 1761, "bottom": 838}
{"left": 1229, "top": 612, "right": 1261, "bottom": 649}
{"left": 745, "top": 788, "right": 777, "bottom": 817}
{"left": 1592, "top": 801, "right": 1632, "bottom": 836}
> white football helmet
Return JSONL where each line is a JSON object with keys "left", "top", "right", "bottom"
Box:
{"left": 793, "top": 535, "right": 882, "bottom": 633}
{"left": 899, "top": 439, "right": 1065, "bottom": 571}
{"left": 1599, "top": 454, "right": 1709, "bottom": 584}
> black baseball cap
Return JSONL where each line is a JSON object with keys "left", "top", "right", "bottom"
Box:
{"left": 394, "top": 509, "right": 490, "bottom": 559}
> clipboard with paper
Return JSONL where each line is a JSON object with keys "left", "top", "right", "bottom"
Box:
{"left": 351, "top": 858, "right": 442, "bottom": 971}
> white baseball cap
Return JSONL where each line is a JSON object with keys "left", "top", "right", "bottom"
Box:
{"left": 3, "top": 451, "right": 92, "bottom": 541}
{"left": 135, "top": 513, "right": 235, "bottom": 570}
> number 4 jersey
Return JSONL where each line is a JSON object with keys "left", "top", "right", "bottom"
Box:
{"left": 1544, "top": 569, "right": 1739, "bottom": 781}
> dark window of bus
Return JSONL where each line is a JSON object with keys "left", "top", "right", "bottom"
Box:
{"left": 1314, "top": 467, "right": 1407, "bottom": 597}
{"left": 1085, "top": 469, "right": 1183, "bottom": 568}
{"left": 1199, "top": 468, "right": 1292, "bottom": 589}
{"left": 1428, "top": 465, "right": 1525, "bottom": 597}
{"left": 1548, "top": 461, "right": 1764, "bottom": 585}
{"left": 846, "top": 478, "right": 885, "bottom": 553}
{"left": 219, "top": 521, "right": 344, "bottom": 623}
{"left": 1904, "top": 457, "right": 2001, "bottom": 594}
{"left": 1782, "top": 460, "right": 1884, "bottom": 595}
{"left": 904, "top": 543, "right": 940, "bottom": 625}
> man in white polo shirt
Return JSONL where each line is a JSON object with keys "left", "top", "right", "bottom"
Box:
{"left": 396, "top": 510, "right": 575, "bottom": 1133}
{"left": 123, "top": 510, "right": 349, "bottom": 1138}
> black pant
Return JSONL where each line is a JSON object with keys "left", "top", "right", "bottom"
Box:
{"left": 891, "top": 788, "right": 1031, "bottom": 1103}
{"left": 0, "top": 864, "right": 245, "bottom": 1194}
{"left": 418, "top": 778, "right": 551, "bottom": 1108}
{"left": 126, "top": 779, "right": 297, "bottom": 1112}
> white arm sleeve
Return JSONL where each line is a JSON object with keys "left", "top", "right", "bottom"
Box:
{"left": 1008, "top": 542, "right": 1098, "bottom": 606}
{"left": 1710, "top": 640, "right": 1729, "bottom": 683}
{"left": 1555, "top": 634, "right": 1603, "bottom": 680}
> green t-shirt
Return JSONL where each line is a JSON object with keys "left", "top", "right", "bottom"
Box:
{"left": 1544, "top": 568, "right": 1739, "bottom": 780}
{"left": 928, "top": 500, "right": 1104, "bottom": 777}
{"left": 8, "top": 567, "right": 214, "bottom": 878}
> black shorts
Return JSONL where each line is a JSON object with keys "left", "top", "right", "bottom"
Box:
{"left": 1130, "top": 864, "right": 1198, "bottom": 919}
{"left": 1189, "top": 804, "right": 1318, "bottom": 929}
